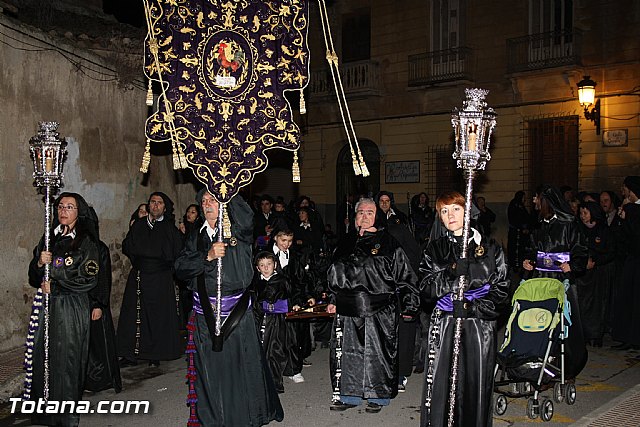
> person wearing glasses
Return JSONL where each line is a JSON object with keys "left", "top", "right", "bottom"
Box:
{"left": 28, "top": 192, "right": 100, "bottom": 426}
{"left": 116, "top": 192, "right": 184, "bottom": 368}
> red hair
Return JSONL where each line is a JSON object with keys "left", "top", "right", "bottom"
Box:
{"left": 435, "top": 191, "right": 466, "bottom": 212}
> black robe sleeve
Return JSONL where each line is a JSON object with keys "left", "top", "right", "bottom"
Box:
{"left": 89, "top": 241, "right": 112, "bottom": 310}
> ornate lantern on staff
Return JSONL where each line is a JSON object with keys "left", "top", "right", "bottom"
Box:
{"left": 24, "top": 122, "right": 68, "bottom": 401}
{"left": 446, "top": 88, "right": 496, "bottom": 426}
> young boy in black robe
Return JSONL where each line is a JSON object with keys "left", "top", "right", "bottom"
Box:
{"left": 270, "top": 228, "right": 316, "bottom": 383}
{"left": 253, "top": 252, "right": 296, "bottom": 394}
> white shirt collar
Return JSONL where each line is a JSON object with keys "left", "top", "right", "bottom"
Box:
{"left": 200, "top": 221, "right": 218, "bottom": 241}
{"left": 260, "top": 271, "right": 277, "bottom": 281}
{"left": 542, "top": 214, "right": 558, "bottom": 223}
{"left": 54, "top": 224, "right": 76, "bottom": 239}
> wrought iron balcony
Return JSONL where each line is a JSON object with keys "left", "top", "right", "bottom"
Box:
{"left": 507, "top": 29, "right": 582, "bottom": 73}
{"left": 309, "top": 59, "right": 381, "bottom": 99}
{"left": 408, "top": 47, "right": 473, "bottom": 87}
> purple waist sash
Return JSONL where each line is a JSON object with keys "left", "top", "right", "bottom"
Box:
{"left": 262, "top": 299, "right": 289, "bottom": 314}
{"left": 536, "top": 251, "right": 570, "bottom": 272}
{"left": 193, "top": 291, "right": 246, "bottom": 317}
{"left": 436, "top": 283, "right": 491, "bottom": 312}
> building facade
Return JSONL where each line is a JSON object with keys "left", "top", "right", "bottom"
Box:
{"left": 295, "top": 0, "right": 640, "bottom": 242}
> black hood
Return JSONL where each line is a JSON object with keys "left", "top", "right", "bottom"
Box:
{"left": 53, "top": 192, "right": 99, "bottom": 243}
{"left": 624, "top": 176, "right": 640, "bottom": 199}
{"left": 540, "top": 185, "right": 575, "bottom": 222}
{"left": 148, "top": 191, "right": 175, "bottom": 222}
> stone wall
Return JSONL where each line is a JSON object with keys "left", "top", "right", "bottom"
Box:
{"left": 0, "top": 17, "right": 192, "bottom": 352}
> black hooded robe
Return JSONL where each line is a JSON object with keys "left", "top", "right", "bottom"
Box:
{"left": 419, "top": 230, "right": 509, "bottom": 427}
{"left": 27, "top": 195, "right": 100, "bottom": 427}
{"left": 523, "top": 186, "right": 589, "bottom": 379}
{"left": 175, "top": 194, "right": 283, "bottom": 427}
{"left": 117, "top": 193, "right": 183, "bottom": 362}
{"left": 328, "top": 229, "right": 419, "bottom": 402}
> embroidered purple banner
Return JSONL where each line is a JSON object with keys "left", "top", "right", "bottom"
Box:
{"left": 143, "top": 0, "right": 309, "bottom": 202}
{"left": 535, "top": 251, "right": 570, "bottom": 272}
{"left": 436, "top": 283, "right": 491, "bottom": 312}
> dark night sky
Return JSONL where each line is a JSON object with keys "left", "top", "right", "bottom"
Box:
{"left": 102, "top": 0, "right": 145, "bottom": 27}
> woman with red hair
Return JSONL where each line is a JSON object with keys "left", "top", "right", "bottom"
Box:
{"left": 419, "top": 190, "right": 509, "bottom": 427}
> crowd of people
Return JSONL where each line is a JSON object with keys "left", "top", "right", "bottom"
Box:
{"left": 23, "top": 176, "right": 640, "bottom": 426}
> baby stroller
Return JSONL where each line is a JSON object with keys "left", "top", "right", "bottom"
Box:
{"left": 493, "top": 278, "right": 577, "bottom": 422}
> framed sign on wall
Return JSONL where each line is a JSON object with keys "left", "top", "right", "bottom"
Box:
{"left": 385, "top": 160, "right": 420, "bottom": 183}
{"left": 602, "top": 129, "right": 628, "bottom": 147}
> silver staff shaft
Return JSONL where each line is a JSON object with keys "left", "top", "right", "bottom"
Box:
{"left": 446, "top": 170, "right": 476, "bottom": 427}
{"left": 215, "top": 203, "right": 224, "bottom": 336}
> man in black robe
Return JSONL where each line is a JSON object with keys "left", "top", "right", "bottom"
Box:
{"left": 327, "top": 198, "right": 419, "bottom": 413}
{"left": 116, "top": 192, "right": 183, "bottom": 366}
{"left": 175, "top": 190, "right": 283, "bottom": 426}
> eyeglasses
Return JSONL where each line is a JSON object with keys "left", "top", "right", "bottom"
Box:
{"left": 57, "top": 205, "right": 77, "bottom": 211}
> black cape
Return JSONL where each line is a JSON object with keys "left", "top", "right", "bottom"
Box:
{"left": 86, "top": 241, "right": 122, "bottom": 393}
{"left": 328, "top": 229, "right": 419, "bottom": 400}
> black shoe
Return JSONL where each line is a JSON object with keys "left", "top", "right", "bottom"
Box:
{"left": 365, "top": 402, "right": 382, "bottom": 413}
{"left": 302, "top": 359, "right": 312, "bottom": 367}
{"left": 320, "top": 341, "right": 330, "bottom": 349}
{"left": 330, "top": 401, "right": 357, "bottom": 411}
{"left": 148, "top": 360, "right": 160, "bottom": 367}
{"left": 118, "top": 358, "right": 137, "bottom": 368}
{"left": 276, "top": 386, "right": 285, "bottom": 394}
{"left": 592, "top": 338, "right": 603, "bottom": 348}
{"left": 413, "top": 366, "right": 424, "bottom": 374}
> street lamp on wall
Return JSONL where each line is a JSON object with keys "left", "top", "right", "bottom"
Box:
{"left": 577, "top": 75, "right": 601, "bottom": 135}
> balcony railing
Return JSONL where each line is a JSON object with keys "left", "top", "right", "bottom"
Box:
{"left": 408, "top": 47, "right": 473, "bottom": 87}
{"left": 507, "top": 29, "right": 582, "bottom": 73}
{"left": 309, "top": 59, "right": 381, "bottom": 99}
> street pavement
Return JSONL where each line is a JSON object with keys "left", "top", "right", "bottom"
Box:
{"left": 1, "top": 334, "right": 639, "bottom": 426}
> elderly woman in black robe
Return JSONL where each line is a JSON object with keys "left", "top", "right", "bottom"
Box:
{"left": 175, "top": 190, "right": 283, "bottom": 426}
{"left": 523, "top": 185, "right": 589, "bottom": 378}
{"left": 28, "top": 192, "right": 100, "bottom": 427}
{"left": 419, "top": 191, "right": 509, "bottom": 427}
{"left": 327, "top": 198, "right": 419, "bottom": 413}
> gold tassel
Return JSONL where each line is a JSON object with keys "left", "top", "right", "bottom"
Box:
{"left": 292, "top": 150, "right": 301, "bottom": 182}
{"left": 359, "top": 158, "right": 369, "bottom": 177}
{"left": 171, "top": 141, "right": 180, "bottom": 170}
{"left": 222, "top": 205, "right": 232, "bottom": 238}
{"left": 352, "top": 157, "right": 362, "bottom": 176}
{"left": 177, "top": 143, "right": 188, "bottom": 169}
{"left": 139, "top": 140, "right": 151, "bottom": 173}
{"left": 146, "top": 79, "right": 154, "bottom": 107}
{"left": 299, "top": 90, "right": 306, "bottom": 115}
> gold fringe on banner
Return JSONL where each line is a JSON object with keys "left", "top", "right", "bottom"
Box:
{"left": 139, "top": 140, "right": 151, "bottom": 173}
{"left": 292, "top": 150, "right": 301, "bottom": 182}
{"left": 222, "top": 206, "right": 232, "bottom": 238}
{"left": 299, "top": 90, "right": 306, "bottom": 115}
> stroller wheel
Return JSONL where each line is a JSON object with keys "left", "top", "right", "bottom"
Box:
{"left": 553, "top": 383, "right": 565, "bottom": 403}
{"left": 540, "top": 398, "right": 554, "bottom": 422}
{"left": 565, "top": 383, "right": 577, "bottom": 405}
{"left": 494, "top": 394, "right": 508, "bottom": 416}
{"left": 526, "top": 398, "right": 539, "bottom": 419}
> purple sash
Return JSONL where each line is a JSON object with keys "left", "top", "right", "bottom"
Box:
{"left": 436, "top": 283, "right": 491, "bottom": 312}
{"left": 193, "top": 291, "right": 247, "bottom": 317}
{"left": 536, "top": 251, "right": 570, "bottom": 272}
{"left": 262, "top": 299, "right": 289, "bottom": 314}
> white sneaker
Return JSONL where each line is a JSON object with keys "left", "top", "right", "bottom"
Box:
{"left": 289, "top": 373, "right": 305, "bottom": 383}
